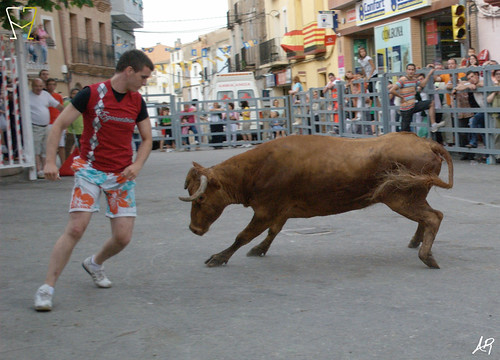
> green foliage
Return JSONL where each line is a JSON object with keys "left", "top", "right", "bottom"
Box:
{"left": 1, "top": 0, "right": 94, "bottom": 32}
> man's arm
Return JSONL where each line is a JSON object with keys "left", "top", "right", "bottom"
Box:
{"left": 452, "top": 80, "right": 472, "bottom": 94}
{"left": 389, "top": 77, "right": 404, "bottom": 99}
{"left": 487, "top": 89, "right": 500, "bottom": 104}
{"left": 121, "top": 118, "right": 152, "bottom": 181}
{"left": 418, "top": 68, "right": 436, "bottom": 88}
{"left": 44, "top": 104, "right": 82, "bottom": 180}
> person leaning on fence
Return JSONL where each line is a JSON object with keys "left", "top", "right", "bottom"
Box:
{"left": 486, "top": 68, "right": 500, "bottom": 163}
{"left": 159, "top": 106, "right": 174, "bottom": 152}
{"left": 452, "top": 70, "right": 485, "bottom": 152}
{"left": 208, "top": 102, "right": 225, "bottom": 149}
{"left": 390, "top": 63, "right": 444, "bottom": 133}
{"left": 239, "top": 100, "right": 252, "bottom": 147}
{"left": 227, "top": 102, "right": 239, "bottom": 146}
{"left": 34, "top": 49, "right": 154, "bottom": 312}
{"left": 357, "top": 47, "right": 378, "bottom": 92}
{"left": 289, "top": 76, "right": 304, "bottom": 104}
{"left": 181, "top": 103, "right": 200, "bottom": 146}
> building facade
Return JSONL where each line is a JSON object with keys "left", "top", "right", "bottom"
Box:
{"left": 331, "top": 0, "right": 499, "bottom": 75}
{"left": 110, "top": 0, "right": 144, "bottom": 63}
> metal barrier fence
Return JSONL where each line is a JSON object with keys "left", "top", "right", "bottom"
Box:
{"left": 0, "top": 35, "right": 36, "bottom": 179}
{"left": 142, "top": 65, "right": 500, "bottom": 164}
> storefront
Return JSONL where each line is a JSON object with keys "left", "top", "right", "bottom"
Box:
{"left": 336, "top": 0, "right": 461, "bottom": 72}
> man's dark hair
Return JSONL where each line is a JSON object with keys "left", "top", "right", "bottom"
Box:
{"left": 406, "top": 63, "right": 416, "bottom": 69}
{"left": 448, "top": 58, "right": 457, "bottom": 65}
{"left": 466, "top": 70, "right": 480, "bottom": 77}
{"left": 116, "top": 50, "right": 154, "bottom": 73}
{"left": 38, "top": 69, "right": 48, "bottom": 77}
{"left": 46, "top": 78, "right": 56, "bottom": 85}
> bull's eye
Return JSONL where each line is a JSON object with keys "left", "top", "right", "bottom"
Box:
{"left": 197, "top": 195, "right": 205, "bottom": 203}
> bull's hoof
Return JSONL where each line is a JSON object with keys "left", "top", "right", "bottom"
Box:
{"left": 205, "top": 254, "right": 228, "bottom": 267}
{"left": 421, "top": 255, "right": 440, "bottom": 269}
{"left": 408, "top": 239, "right": 421, "bottom": 249}
{"left": 247, "top": 246, "right": 267, "bottom": 257}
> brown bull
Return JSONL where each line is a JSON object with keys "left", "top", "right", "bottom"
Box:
{"left": 180, "top": 132, "right": 453, "bottom": 269}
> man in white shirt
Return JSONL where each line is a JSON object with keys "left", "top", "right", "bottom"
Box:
{"left": 29, "top": 78, "right": 64, "bottom": 178}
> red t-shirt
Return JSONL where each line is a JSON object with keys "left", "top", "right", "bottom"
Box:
{"left": 79, "top": 80, "right": 144, "bottom": 173}
{"left": 49, "top": 91, "right": 63, "bottom": 124}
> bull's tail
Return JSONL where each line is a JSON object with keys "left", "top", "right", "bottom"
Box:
{"left": 371, "top": 144, "right": 454, "bottom": 201}
{"left": 430, "top": 141, "right": 454, "bottom": 189}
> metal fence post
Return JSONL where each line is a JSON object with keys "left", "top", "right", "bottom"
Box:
{"left": 379, "top": 75, "right": 390, "bottom": 133}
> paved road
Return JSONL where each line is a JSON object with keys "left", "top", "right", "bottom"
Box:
{"left": 1, "top": 145, "right": 499, "bottom": 360}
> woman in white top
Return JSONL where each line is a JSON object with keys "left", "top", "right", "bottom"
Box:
{"left": 357, "top": 47, "right": 377, "bottom": 92}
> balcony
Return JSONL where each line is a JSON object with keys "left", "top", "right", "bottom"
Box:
{"left": 110, "top": 0, "right": 144, "bottom": 30}
{"left": 70, "top": 37, "right": 115, "bottom": 75}
{"left": 241, "top": 46, "right": 257, "bottom": 69}
{"left": 259, "top": 38, "right": 287, "bottom": 66}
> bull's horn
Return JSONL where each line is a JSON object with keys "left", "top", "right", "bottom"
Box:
{"left": 179, "top": 175, "right": 208, "bottom": 202}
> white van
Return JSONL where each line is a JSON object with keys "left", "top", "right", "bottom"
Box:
{"left": 211, "top": 72, "right": 262, "bottom": 128}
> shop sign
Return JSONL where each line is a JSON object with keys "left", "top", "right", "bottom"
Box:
{"left": 276, "top": 68, "right": 292, "bottom": 86}
{"left": 375, "top": 18, "right": 412, "bottom": 74}
{"left": 356, "top": 0, "right": 430, "bottom": 26}
{"left": 265, "top": 74, "right": 276, "bottom": 88}
{"left": 346, "top": 9, "right": 357, "bottom": 23}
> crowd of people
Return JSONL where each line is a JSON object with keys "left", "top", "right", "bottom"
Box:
{"left": 287, "top": 47, "right": 500, "bottom": 163}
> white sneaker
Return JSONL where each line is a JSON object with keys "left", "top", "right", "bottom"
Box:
{"left": 431, "top": 121, "right": 445, "bottom": 133}
{"left": 37, "top": 171, "right": 45, "bottom": 179}
{"left": 34, "top": 284, "right": 53, "bottom": 311}
{"left": 82, "top": 256, "right": 112, "bottom": 288}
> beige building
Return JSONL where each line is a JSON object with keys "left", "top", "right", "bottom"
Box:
{"left": 259, "top": 0, "right": 339, "bottom": 95}
{"left": 22, "top": 1, "right": 115, "bottom": 96}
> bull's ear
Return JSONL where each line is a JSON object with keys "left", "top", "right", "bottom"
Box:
{"left": 206, "top": 170, "right": 221, "bottom": 190}
{"left": 192, "top": 162, "right": 205, "bottom": 171}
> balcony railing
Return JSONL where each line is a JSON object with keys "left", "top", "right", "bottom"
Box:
{"left": 259, "top": 38, "right": 286, "bottom": 65}
{"left": 71, "top": 37, "right": 114, "bottom": 67}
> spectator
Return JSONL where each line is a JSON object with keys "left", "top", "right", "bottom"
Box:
{"left": 289, "top": 75, "right": 304, "bottom": 103}
{"left": 39, "top": 69, "right": 49, "bottom": 88}
{"left": 439, "top": 58, "right": 466, "bottom": 146}
{"left": 390, "top": 63, "right": 444, "bottom": 133}
{"left": 29, "top": 78, "right": 63, "bottom": 178}
{"left": 180, "top": 103, "right": 200, "bottom": 146}
{"left": 46, "top": 78, "right": 65, "bottom": 163}
{"left": 180, "top": 115, "right": 190, "bottom": 150}
{"left": 159, "top": 106, "right": 174, "bottom": 152}
{"left": 270, "top": 99, "right": 286, "bottom": 138}
{"left": 208, "top": 102, "right": 225, "bottom": 149}
{"left": 468, "top": 54, "right": 480, "bottom": 67}
{"left": 323, "top": 72, "right": 341, "bottom": 126}
{"left": 227, "top": 102, "right": 239, "bottom": 146}
{"left": 34, "top": 49, "right": 154, "bottom": 312}
{"left": 311, "top": 90, "right": 325, "bottom": 133}
{"left": 33, "top": 24, "right": 49, "bottom": 64}
{"left": 240, "top": 100, "right": 252, "bottom": 147}
{"left": 357, "top": 47, "right": 378, "bottom": 92}
{"left": 452, "top": 70, "right": 485, "bottom": 150}
{"left": 461, "top": 47, "right": 476, "bottom": 67}
{"left": 486, "top": 68, "right": 500, "bottom": 163}
{"left": 64, "top": 88, "right": 84, "bottom": 156}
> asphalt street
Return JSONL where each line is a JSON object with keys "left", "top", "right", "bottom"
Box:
{"left": 1, "top": 145, "right": 499, "bottom": 360}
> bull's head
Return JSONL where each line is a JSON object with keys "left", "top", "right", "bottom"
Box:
{"left": 179, "top": 162, "right": 226, "bottom": 236}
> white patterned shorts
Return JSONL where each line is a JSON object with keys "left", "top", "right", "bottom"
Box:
{"left": 69, "top": 157, "right": 136, "bottom": 218}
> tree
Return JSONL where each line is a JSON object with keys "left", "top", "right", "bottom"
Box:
{"left": 1, "top": 0, "right": 94, "bottom": 32}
